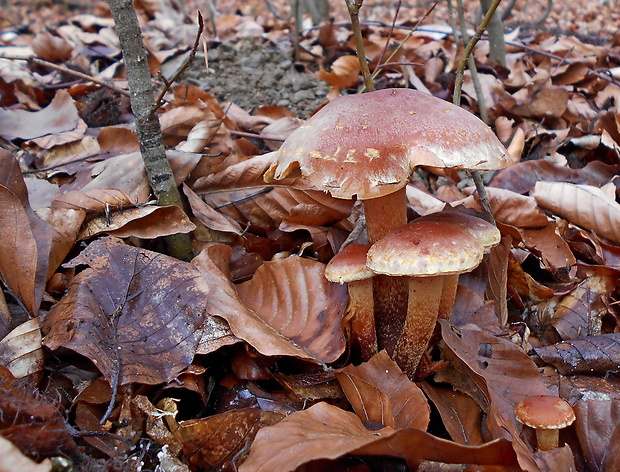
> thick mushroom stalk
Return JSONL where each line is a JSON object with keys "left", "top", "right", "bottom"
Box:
{"left": 367, "top": 220, "right": 485, "bottom": 377}
{"left": 325, "top": 244, "right": 377, "bottom": 362}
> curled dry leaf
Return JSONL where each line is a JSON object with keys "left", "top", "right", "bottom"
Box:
{"left": 36, "top": 207, "right": 85, "bottom": 276}
{"left": 239, "top": 401, "right": 518, "bottom": 472}
{"left": 0, "top": 90, "right": 87, "bottom": 148}
{"left": 193, "top": 245, "right": 347, "bottom": 362}
{"left": 42, "top": 238, "right": 210, "bottom": 385}
{"left": 533, "top": 181, "right": 620, "bottom": 244}
{"left": 462, "top": 187, "right": 549, "bottom": 228}
{"left": 78, "top": 204, "right": 196, "bottom": 240}
{"left": 317, "top": 55, "right": 361, "bottom": 88}
{"left": 183, "top": 184, "right": 244, "bottom": 235}
{"left": 0, "top": 186, "right": 41, "bottom": 316}
{"left": 175, "top": 408, "right": 284, "bottom": 471}
{"left": 235, "top": 255, "right": 347, "bottom": 364}
{"left": 336, "top": 350, "right": 430, "bottom": 430}
{"left": 0, "top": 319, "right": 43, "bottom": 380}
{"left": 535, "top": 334, "right": 620, "bottom": 376}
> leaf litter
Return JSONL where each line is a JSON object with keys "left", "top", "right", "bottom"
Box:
{"left": 0, "top": 0, "right": 620, "bottom": 470}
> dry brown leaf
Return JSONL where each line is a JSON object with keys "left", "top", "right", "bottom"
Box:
{"left": 336, "top": 350, "right": 430, "bottom": 430}
{"left": 183, "top": 184, "right": 244, "bottom": 235}
{"left": 176, "top": 408, "right": 283, "bottom": 471}
{"left": 0, "top": 319, "right": 43, "bottom": 380}
{"left": 317, "top": 55, "right": 360, "bottom": 88}
{"left": 533, "top": 181, "right": 620, "bottom": 244}
{"left": 574, "top": 398, "right": 620, "bottom": 472}
{"left": 78, "top": 204, "right": 196, "bottom": 240}
{"left": 192, "top": 245, "right": 347, "bottom": 363}
{"left": 238, "top": 402, "right": 518, "bottom": 472}
{"left": 42, "top": 237, "right": 210, "bottom": 385}
{"left": 535, "top": 334, "right": 620, "bottom": 376}
{"left": 0, "top": 90, "right": 87, "bottom": 147}
{"left": 235, "top": 255, "right": 347, "bottom": 364}
{"left": 463, "top": 187, "right": 549, "bottom": 228}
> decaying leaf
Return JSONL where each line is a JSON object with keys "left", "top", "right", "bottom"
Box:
{"left": 535, "top": 334, "right": 620, "bottom": 376}
{"left": 0, "top": 319, "right": 43, "bottom": 380}
{"left": 42, "top": 237, "right": 210, "bottom": 385}
{"left": 336, "top": 350, "right": 430, "bottom": 430}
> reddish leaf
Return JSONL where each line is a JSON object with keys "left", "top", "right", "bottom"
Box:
{"left": 42, "top": 238, "right": 209, "bottom": 385}
{"left": 238, "top": 402, "right": 518, "bottom": 472}
{"left": 336, "top": 351, "right": 430, "bottom": 430}
{"left": 0, "top": 186, "right": 41, "bottom": 316}
{"left": 176, "top": 408, "right": 283, "bottom": 471}
{"left": 533, "top": 182, "right": 620, "bottom": 244}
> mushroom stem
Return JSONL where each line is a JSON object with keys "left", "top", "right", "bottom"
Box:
{"left": 346, "top": 279, "right": 377, "bottom": 361}
{"left": 438, "top": 273, "right": 459, "bottom": 320}
{"left": 535, "top": 428, "right": 559, "bottom": 452}
{"left": 363, "top": 187, "right": 409, "bottom": 354}
{"left": 393, "top": 276, "right": 444, "bottom": 377}
{"left": 362, "top": 188, "right": 408, "bottom": 244}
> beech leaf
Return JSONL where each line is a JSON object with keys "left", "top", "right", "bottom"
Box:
{"left": 42, "top": 238, "right": 209, "bottom": 385}
{"left": 533, "top": 181, "right": 620, "bottom": 244}
{"left": 535, "top": 334, "right": 620, "bottom": 376}
{"left": 239, "top": 402, "right": 518, "bottom": 472}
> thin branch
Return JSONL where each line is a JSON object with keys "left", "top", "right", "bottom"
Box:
{"left": 345, "top": 0, "right": 375, "bottom": 91}
{"left": 4, "top": 55, "right": 130, "bottom": 97}
{"left": 154, "top": 12, "right": 204, "bottom": 108}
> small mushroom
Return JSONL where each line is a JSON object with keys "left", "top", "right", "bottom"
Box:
{"left": 325, "top": 244, "right": 377, "bottom": 362}
{"left": 514, "top": 395, "right": 576, "bottom": 451}
{"left": 366, "top": 220, "right": 485, "bottom": 377}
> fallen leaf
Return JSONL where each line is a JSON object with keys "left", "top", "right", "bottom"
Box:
{"left": 533, "top": 181, "right": 620, "bottom": 244}
{"left": 42, "top": 237, "right": 209, "bottom": 385}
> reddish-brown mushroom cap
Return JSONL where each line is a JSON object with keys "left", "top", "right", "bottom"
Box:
{"left": 367, "top": 221, "right": 485, "bottom": 376}
{"left": 417, "top": 211, "right": 501, "bottom": 253}
{"left": 325, "top": 244, "right": 374, "bottom": 283}
{"left": 367, "top": 220, "right": 485, "bottom": 277}
{"left": 265, "top": 88, "right": 512, "bottom": 201}
{"left": 514, "top": 395, "right": 576, "bottom": 451}
{"left": 325, "top": 244, "right": 377, "bottom": 361}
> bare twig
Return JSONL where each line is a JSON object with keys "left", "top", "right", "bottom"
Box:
{"left": 4, "top": 55, "right": 130, "bottom": 97}
{"left": 452, "top": 0, "right": 503, "bottom": 225}
{"left": 345, "top": 0, "right": 375, "bottom": 91}
{"left": 154, "top": 12, "right": 204, "bottom": 109}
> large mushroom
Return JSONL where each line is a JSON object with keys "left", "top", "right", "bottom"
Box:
{"left": 265, "top": 88, "right": 512, "bottom": 353}
{"left": 366, "top": 219, "right": 485, "bottom": 377}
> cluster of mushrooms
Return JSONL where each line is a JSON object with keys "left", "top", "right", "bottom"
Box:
{"left": 265, "top": 88, "right": 576, "bottom": 451}
{"left": 266, "top": 88, "right": 513, "bottom": 376}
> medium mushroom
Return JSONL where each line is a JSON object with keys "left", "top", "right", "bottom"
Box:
{"left": 265, "top": 88, "right": 512, "bottom": 353}
{"left": 514, "top": 395, "right": 576, "bottom": 451}
{"left": 415, "top": 211, "right": 501, "bottom": 320}
{"left": 325, "top": 244, "right": 376, "bottom": 362}
{"left": 366, "top": 219, "right": 485, "bottom": 377}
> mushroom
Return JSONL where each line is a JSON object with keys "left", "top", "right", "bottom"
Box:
{"left": 325, "top": 244, "right": 377, "bottom": 362}
{"left": 366, "top": 219, "right": 485, "bottom": 377}
{"left": 265, "top": 88, "right": 512, "bottom": 353}
{"left": 415, "top": 211, "right": 501, "bottom": 320}
{"left": 514, "top": 395, "right": 576, "bottom": 451}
